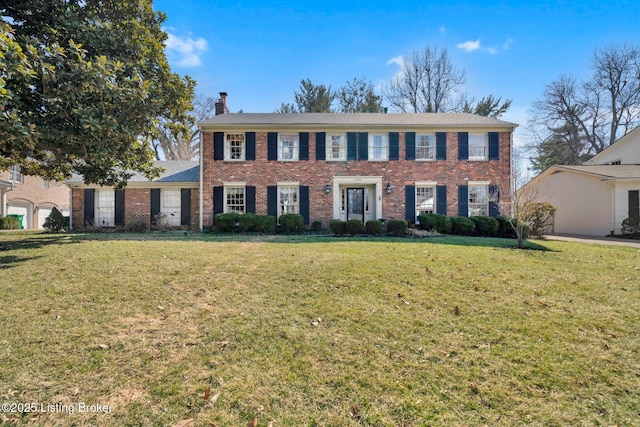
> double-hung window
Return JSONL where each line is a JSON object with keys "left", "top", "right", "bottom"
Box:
{"left": 416, "top": 134, "right": 435, "bottom": 160}
{"left": 468, "top": 185, "right": 488, "bottom": 216}
{"left": 416, "top": 186, "right": 435, "bottom": 218}
{"left": 279, "top": 134, "right": 299, "bottom": 161}
{"left": 327, "top": 134, "right": 347, "bottom": 161}
{"left": 161, "top": 189, "right": 181, "bottom": 226}
{"left": 225, "top": 186, "right": 245, "bottom": 213}
{"left": 469, "top": 134, "right": 488, "bottom": 160}
{"left": 9, "top": 166, "right": 23, "bottom": 184}
{"left": 225, "top": 133, "right": 245, "bottom": 160}
{"left": 369, "top": 134, "right": 388, "bottom": 161}
{"left": 95, "top": 190, "right": 115, "bottom": 226}
{"left": 278, "top": 185, "right": 299, "bottom": 217}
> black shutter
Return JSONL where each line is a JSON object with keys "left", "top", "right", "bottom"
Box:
{"left": 347, "top": 132, "right": 357, "bottom": 160}
{"left": 389, "top": 132, "right": 399, "bottom": 160}
{"left": 358, "top": 132, "right": 368, "bottom": 160}
{"left": 246, "top": 186, "right": 256, "bottom": 214}
{"left": 458, "top": 186, "right": 469, "bottom": 217}
{"left": 115, "top": 189, "right": 125, "bottom": 226}
{"left": 458, "top": 132, "right": 469, "bottom": 160}
{"left": 213, "top": 186, "right": 223, "bottom": 221}
{"left": 405, "top": 185, "right": 415, "bottom": 223}
{"left": 405, "top": 132, "right": 416, "bottom": 160}
{"left": 245, "top": 132, "right": 256, "bottom": 161}
{"left": 299, "top": 132, "right": 309, "bottom": 161}
{"left": 181, "top": 189, "right": 191, "bottom": 226}
{"left": 316, "top": 132, "right": 326, "bottom": 160}
{"left": 213, "top": 132, "right": 224, "bottom": 160}
{"left": 267, "top": 132, "right": 278, "bottom": 160}
{"left": 436, "top": 132, "right": 447, "bottom": 160}
{"left": 84, "top": 189, "right": 95, "bottom": 225}
{"left": 299, "top": 186, "right": 310, "bottom": 224}
{"left": 489, "top": 185, "right": 500, "bottom": 217}
{"left": 150, "top": 189, "right": 161, "bottom": 224}
{"left": 436, "top": 185, "right": 447, "bottom": 215}
{"left": 267, "top": 186, "right": 278, "bottom": 217}
{"left": 488, "top": 132, "right": 499, "bottom": 160}
{"left": 629, "top": 190, "right": 640, "bottom": 218}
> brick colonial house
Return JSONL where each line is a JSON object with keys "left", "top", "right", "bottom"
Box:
{"left": 198, "top": 104, "right": 517, "bottom": 229}
{"left": 1, "top": 166, "right": 70, "bottom": 229}
{"left": 67, "top": 161, "right": 199, "bottom": 230}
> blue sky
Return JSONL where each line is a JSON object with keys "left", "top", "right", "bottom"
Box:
{"left": 155, "top": 0, "right": 640, "bottom": 150}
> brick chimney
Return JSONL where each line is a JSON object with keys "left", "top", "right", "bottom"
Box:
{"left": 215, "top": 92, "right": 229, "bottom": 115}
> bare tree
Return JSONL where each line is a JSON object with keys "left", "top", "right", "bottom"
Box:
{"left": 384, "top": 46, "right": 466, "bottom": 113}
{"left": 528, "top": 43, "right": 640, "bottom": 172}
{"left": 152, "top": 94, "right": 215, "bottom": 160}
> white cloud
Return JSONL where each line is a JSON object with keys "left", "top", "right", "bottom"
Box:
{"left": 165, "top": 32, "right": 208, "bottom": 67}
{"left": 386, "top": 55, "right": 405, "bottom": 68}
{"left": 456, "top": 40, "right": 481, "bottom": 52}
{"left": 502, "top": 38, "right": 514, "bottom": 50}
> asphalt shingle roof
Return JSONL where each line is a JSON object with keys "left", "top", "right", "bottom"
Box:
{"left": 198, "top": 112, "right": 517, "bottom": 128}
{"left": 554, "top": 164, "right": 640, "bottom": 179}
{"left": 66, "top": 161, "right": 199, "bottom": 184}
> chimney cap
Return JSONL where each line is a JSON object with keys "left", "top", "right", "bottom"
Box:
{"left": 219, "top": 92, "right": 228, "bottom": 97}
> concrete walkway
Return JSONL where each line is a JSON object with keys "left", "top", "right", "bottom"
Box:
{"left": 543, "top": 233, "right": 640, "bottom": 249}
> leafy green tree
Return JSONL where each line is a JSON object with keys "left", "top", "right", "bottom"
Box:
{"left": 0, "top": 1, "right": 195, "bottom": 186}
{"left": 337, "top": 78, "right": 383, "bottom": 113}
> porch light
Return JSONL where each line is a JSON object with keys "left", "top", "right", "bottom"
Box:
{"left": 325, "top": 183, "right": 331, "bottom": 194}
{"left": 386, "top": 182, "right": 393, "bottom": 194}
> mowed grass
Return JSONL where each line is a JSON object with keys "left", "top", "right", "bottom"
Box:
{"left": 0, "top": 232, "right": 639, "bottom": 426}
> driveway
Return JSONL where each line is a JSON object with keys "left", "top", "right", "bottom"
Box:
{"left": 543, "top": 233, "right": 640, "bottom": 249}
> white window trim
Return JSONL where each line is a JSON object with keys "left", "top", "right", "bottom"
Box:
{"left": 223, "top": 183, "right": 246, "bottom": 214}
{"left": 9, "top": 166, "right": 23, "bottom": 184}
{"left": 416, "top": 185, "right": 436, "bottom": 220}
{"left": 95, "top": 189, "right": 115, "bottom": 227}
{"left": 368, "top": 134, "right": 388, "bottom": 161}
{"left": 326, "top": 134, "right": 347, "bottom": 161}
{"left": 468, "top": 184, "right": 489, "bottom": 217}
{"left": 277, "top": 183, "right": 300, "bottom": 218}
{"left": 415, "top": 134, "right": 436, "bottom": 161}
{"left": 468, "top": 133, "right": 488, "bottom": 161}
{"left": 160, "top": 189, "right": 181, "bottom": 226}
{"left": 278, "top": 133, "right": 299, "bottom": 161}
{"left": 224, "top": 133, "right": 245, "bottom": 161}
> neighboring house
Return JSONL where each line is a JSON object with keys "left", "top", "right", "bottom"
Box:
{"left": 524, "top": 127, "right": 640, "bottom": 236}
{"left": 0, "top": 166, "right": 70, "bottom": 229}
{"left": 198, "top": 95, "right": 517, "bottom": 229}
{"left": 67, "top": 161, "right": 199, "bottom": 230}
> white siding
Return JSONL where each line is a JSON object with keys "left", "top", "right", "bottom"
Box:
{"left": 613, "top": 182, "right": 640, "bottom": 234}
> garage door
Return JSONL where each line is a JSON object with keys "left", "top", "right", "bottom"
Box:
{"left": 38, "top": 207, "right": 53, "bottom": 229}
{"left": 7, "top": 205, "right": 29, "bottom": 229}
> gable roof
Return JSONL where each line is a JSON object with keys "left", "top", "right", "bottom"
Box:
{"left": 66, "top": 161, "right": 199, "bottom": 187}
{"left": 539, "top": 164, "right": 640, "bottom": 181}
{"left": 584, "top": 125, "right": 640, "bottom": 165}
{"left": 199, "top": 112, "right": 517, "bottom": 130}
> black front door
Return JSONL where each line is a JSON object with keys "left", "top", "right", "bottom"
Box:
{"left": 347, "top": 188, "right": 365, "bottom": 221}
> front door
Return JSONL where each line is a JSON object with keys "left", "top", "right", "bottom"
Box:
{"left": 347, "top": 188, "right": 365, "bottom": 221}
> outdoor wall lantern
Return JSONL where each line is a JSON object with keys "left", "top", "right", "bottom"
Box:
{"left": 325, "top": 183, "right": 331, "bottom": 194}
{"left": 386, "top": 182, "right": 393, "bottom": 194}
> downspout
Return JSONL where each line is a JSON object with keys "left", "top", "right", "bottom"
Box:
{"left": 199, "top": 128, "right": 204, "bottom": 231}
{"left": 1, "top": 184, "right": 14, "bottom": 217}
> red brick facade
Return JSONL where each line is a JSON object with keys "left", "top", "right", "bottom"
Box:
{"left": 70, "top": 186, "right": 199, "bottom": 230}
{"left": 201, "top": 128, "right": 512, "bottom": 228}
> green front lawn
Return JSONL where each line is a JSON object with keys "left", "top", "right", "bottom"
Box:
{"left": 0, "top": 232, "right": 639, "bottom": 426}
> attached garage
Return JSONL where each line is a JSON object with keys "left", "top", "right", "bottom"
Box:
{"left": 7, "top": 202, "right": 32, "bottom": 229}
{"left": 37, "top": 204, "right": 56, "bottom": 229}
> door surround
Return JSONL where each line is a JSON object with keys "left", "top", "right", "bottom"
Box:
{"left": 332, "top": 176, "right": 383, "bottom": 221}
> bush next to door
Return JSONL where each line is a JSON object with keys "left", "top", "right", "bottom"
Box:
{"left": 387, "top": 219, "right": 408, "bottom": 236}
{"left": 329, "top": 220, "right": 346, "bottom": 236}
{"left": 215, "top": 213, "right": 239, "bottom": 232}
{"left": 365, "top": 220, "right": 384, "bottom": 236}
{"left": 311, "top": 221, "right": 323, "bottom": 233}
{"left": 451, "top": 216, "right": 475, "bottom": 235}
{"left": 279, "top": 214, "right": 304, "bottom": 233}
{"left": 470, "top": 216, "right": 499, "bottom": 237}
{"left": 419, "top": 213, "right": 452, "bottom": 234}
{"left": 0, "top": 216, "right": 19, "bottom": 229}
{"left": 345, "top": 219, "right": 364, "bottom": 236}
{"left": 621, "top": 217, "right": 640, "bottom": 236}
{"left": 43, "top": 207, "right": 68, "bottom": 233}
